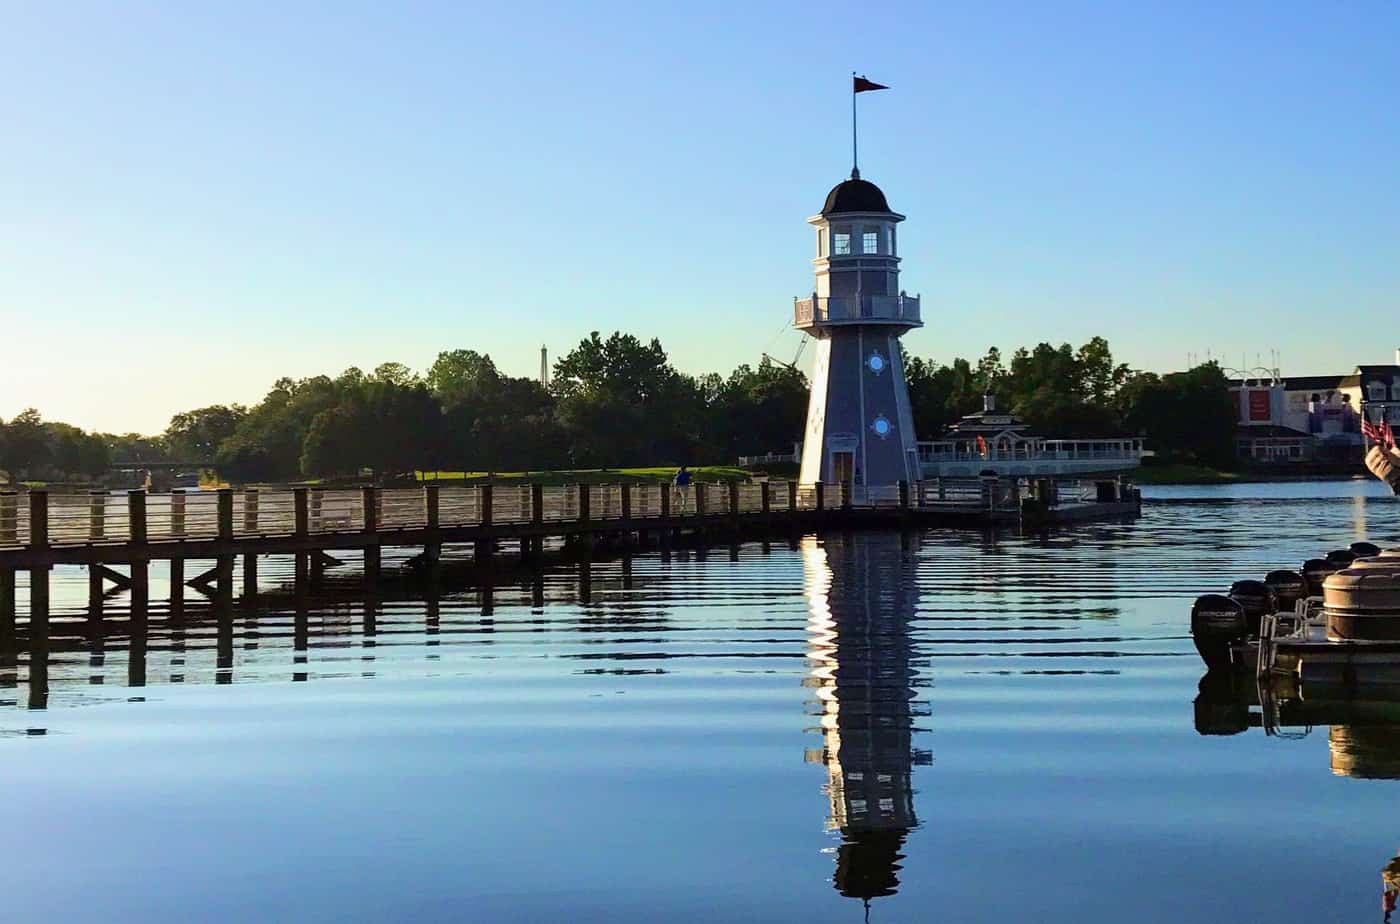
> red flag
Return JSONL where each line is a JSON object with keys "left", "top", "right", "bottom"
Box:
{"left": 1364, "top": 417, "right": 1384, "bottom": 444}
{"left": 853, "top": 75, "right": 889, "bottom": 93}
{"left": 1384, "top": 418, "right": 1396, "bottom": 448}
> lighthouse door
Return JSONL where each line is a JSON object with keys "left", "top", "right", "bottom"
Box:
{"left": 832, "top": 451, "right": 854, "bottom": 486}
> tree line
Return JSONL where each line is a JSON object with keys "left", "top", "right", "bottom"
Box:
{"left": 0, "top": 332, "right": 1236, "bottom": 483}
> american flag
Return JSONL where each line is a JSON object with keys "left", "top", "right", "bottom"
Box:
{"left": 1363, "top": 414, "right": 1396, "bottom": 447}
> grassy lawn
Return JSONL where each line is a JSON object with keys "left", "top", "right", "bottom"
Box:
{"left": 414, "top": 466, "right": 754, "bottom": 485}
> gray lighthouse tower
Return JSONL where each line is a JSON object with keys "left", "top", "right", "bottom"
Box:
{"left": 795, "top": 173, "right": 922, "bottom": 488}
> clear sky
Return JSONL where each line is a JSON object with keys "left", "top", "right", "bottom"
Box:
{"left": 4, "top": 1, "right": 1399, "bottom": 434}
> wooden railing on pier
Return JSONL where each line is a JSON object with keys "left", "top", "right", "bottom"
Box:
{"left": 0, "top": 479, "right": 1036, "bottom": 554}
{"left": 0, "top": 476, "right": 1141, "bottom": 639}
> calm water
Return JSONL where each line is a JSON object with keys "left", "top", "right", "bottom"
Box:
{"left": 4, "top": 478, "right": 1400, "bottom": 922}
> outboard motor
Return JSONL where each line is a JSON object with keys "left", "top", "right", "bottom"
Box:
{"left": 1194, "top": 671, "right": 1249, "bottom": 736}
{"left": 1327, "top": 549, "right": 1358, "bottom": 569}
{"left": 1351, "top": 541, "right": 1383, "bottom": 558}
{"left": 1228, "top": 579, "right": 1276, "bottom": 636}
{"left": 1264, "top": 569, "right": 1308, "bottom": 613}
{"left": 1303, "top": 558, "right": 1338, "bottom": 597}
{"left": 1191, "top": 594, "right": 1247, "bottom": 671}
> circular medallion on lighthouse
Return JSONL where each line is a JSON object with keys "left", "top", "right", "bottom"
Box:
{"left": 870, "top": 414, "right": 893, "bottom": 439}
{"left": 867, "top": 351, "right": 887, "bottom": 375}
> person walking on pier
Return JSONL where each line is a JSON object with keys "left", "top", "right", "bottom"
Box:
{"left": 673, "top": 465, "right": 691, "bottom": 514}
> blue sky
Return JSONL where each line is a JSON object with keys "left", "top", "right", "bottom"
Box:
{"left": 3, "top": 1, "right": 1398, "bottom": 433}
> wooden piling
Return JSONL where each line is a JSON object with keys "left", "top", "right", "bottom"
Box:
{"left": 128, "top": 573, "right": 148, "bottom": 689}
{"left": 424, "top": 484, "right": 441, "bottom": 573}
{"left": 215, "top": 598, "right": 234, "bottom": 684}
{"left": 170, "top": 558, "right": 184, "bottom": 618}
{"left": 294, "top": 487, "right": 309, "bottom": 589}
{"left": 216, "top": 488, "right": 234, "bottom": 604}
{"left": 578, "top": 561, "right": 592, "bottom": 603}
{"left": 129, "top": 491, "right": 149, "bottom": 621}
{"left": 88, "top": 560, "right": 104, "bottom": 611}
{"left": 293, "top": 591, "right": 309, "bottom": 682}
{"left": 171, "top": 489, "right": 186, "bottom": 538}
{"left": 529, "top": 483, "right": 544, "bottom": 559}
{"left": 242, "top": 554, "right": 258, "bottom": 602}
{"left": 576, "top": 484, "right": 592, "bottom": 557}
{"left": 243, "top": 488, "right": 259, "bottom": 535}
{"left": 0, "top": 567, "right": 14, "bottom": 656}
{"left": 28, "top": 491, "right": 50, "bottom": 653}
{"left": 89, "top": 490, "right": 105, "bottom": 541}
{"left": 362, "top": 486, "right": 380, "bottom": 584}
{"left": 363, "top": 597, "right": 378, "bottom": 640}
{"left": 27, "top": 645, "right": 47, "bottom": 711}
{"left": 475, "top": 484, "right": 494, "bottom": 565}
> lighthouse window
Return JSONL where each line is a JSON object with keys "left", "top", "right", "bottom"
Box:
{"left": 833, "top": 232, "right": 851, "bottom": 255}
{"left": 862, "top": 231, "right": 879, "bottom": 254}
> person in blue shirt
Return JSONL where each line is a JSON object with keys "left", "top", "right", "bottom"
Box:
{"left": 673, "top": 466, "right": 691, "bottom": 513}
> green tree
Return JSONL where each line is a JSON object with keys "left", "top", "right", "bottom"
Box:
{"left": 0, "top": 410, "right": 51, "bottom": 479}
{"left": 552, "top": 332, "right": 708, "bottom": 466}
{"left": 426, "top": 349, "right": 501, "bottom": 411}
{"left": 705, "top": 359, "right": 809, "bottom": 457}
{"left": 1119, "top": 362, "right": 1235, "bottom": 466}
{"left": 165, "top": 405, "right": 247, "bottom": 460}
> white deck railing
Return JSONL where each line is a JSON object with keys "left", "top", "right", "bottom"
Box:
{"left": 916, "top": 437, "right": 1143, "bottom": 463}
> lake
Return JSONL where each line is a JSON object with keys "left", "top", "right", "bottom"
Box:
{"left": 3, "top": 478, "right": 1399, "bottom": 922}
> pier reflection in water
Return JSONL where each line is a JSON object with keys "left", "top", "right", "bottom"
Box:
{"left": 803, "top": 533, "right": 930, "bottom": 911}
{"left": 5, "top": 550, "right": 598, "bottom": 717}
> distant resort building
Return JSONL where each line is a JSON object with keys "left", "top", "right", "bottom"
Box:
{"left": 1228, "top": 354, "right": 1400, "bottom": 463}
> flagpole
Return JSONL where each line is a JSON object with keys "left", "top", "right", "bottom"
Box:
{"left": 851, "top": 71, "right": 858, "bottom": 178}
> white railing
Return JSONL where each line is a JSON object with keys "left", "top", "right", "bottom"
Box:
{"left": 738, "top": 452, "right": 798, "bottom": 466}
{"left": 917, "top": 438, "right": 1143, "bottom": 463}
{"left": 793, "top": 294, "right": 921, "bottom": 327}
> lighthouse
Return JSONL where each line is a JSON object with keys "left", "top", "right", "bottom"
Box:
{"left": 795, "top": 172, "right": 922, "bottom": 487}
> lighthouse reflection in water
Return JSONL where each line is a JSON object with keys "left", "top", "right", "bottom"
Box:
{"left": 802, "top": 532, "right": 932, "bottom": 909}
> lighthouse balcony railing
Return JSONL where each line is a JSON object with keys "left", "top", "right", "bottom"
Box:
{"left": 916, "top": 438, "right": 1144, "bottom": 463}
{"left": 793, "top": 294, "right": 921, "bottom": 326}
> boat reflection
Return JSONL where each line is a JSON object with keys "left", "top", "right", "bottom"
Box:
{"left": 803, "top": 532, "right": 931, "bottom": 913}
{"left": 1196, "top": 669, "right": 1400, "bottom": 920}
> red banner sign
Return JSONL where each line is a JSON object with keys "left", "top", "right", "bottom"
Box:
{"left": 1248, "top": 390, "right": 1271, "bottom": 422}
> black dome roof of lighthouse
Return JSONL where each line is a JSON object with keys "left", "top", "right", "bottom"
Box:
{"left": 822, "top": 177, "right": 891, "bottom": 214}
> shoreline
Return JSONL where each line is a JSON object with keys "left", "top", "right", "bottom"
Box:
{"left": 1135, "top": 463, "right": 1366, "bottom": 486}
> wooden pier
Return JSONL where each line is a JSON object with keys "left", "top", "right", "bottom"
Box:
{"left": 0, "top": 477, "right": 1140, "bottom": 636}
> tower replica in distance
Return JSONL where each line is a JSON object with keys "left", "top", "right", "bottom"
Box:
{"left": 794, "top": 169, "right": 922, "bottom": 489}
